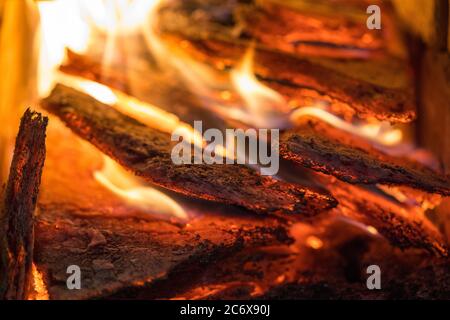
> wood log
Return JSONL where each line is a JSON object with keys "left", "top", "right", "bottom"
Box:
{"left": 320, "top": 174, "right": 449, "bottom": 256}
{"left": 41, "top": 84, "right": 337, "bottom": 216}
{"left": 158, "top": 0, "right": 387, "bottom": 59}
{"left": 236, "top": 0, "right": 385, "bottom": 58}
{"left": 109, "top": 220, "right": 450, "bottom": 299}
{"left": 280, "top": 117, "right": 450, "bottom": 196}
{"left": 161, "top": 36, "right": 416, "bottom": 123}
{"left": 35, "top": 120, "right": 293, "bottom": 300}
{"left": 0, "top": 109, "right": 48, "bottom": 300}
{"left": 60, "top": 50, "right": 228, "bottom": 131}
{"left": 36, "top": 207, "right": 291, "bottom": 300}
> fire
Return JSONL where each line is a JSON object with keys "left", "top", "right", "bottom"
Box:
{"left": 37, "top": 0, "right": 197, "bottom": 223}
{"left": 94, "top": 155, "right": 187, "bottom": 221}
{"left": 57, "top": 73, "right": 201, "bottom": 145}
{"left": 31, "top": 263, "right": 49, "bottom": 300}
{"left": 290, "top": 107, "right": 403, "bottom": 147}
{"left": 37, "top": 0, "right": 90, "bottom": 97}
{"left": 37, "top": 0, "right": 157, "bottom": 97}
{"left": 76, "top": 80, "right": 118, "bottom": 105}
{"left": 53, "top": 74, "right": 194, "bottom": 221}
{"left": 56, "top": 73, "right": 230, "bottom": 160}
{"left": 230, "top": 47, "right": 289, "bottom": 128}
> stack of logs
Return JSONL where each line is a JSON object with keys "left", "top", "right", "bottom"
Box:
{"left": 1, "top": 0, "right": 450, "bottom": 299}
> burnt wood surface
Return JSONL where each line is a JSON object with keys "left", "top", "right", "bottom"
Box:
{"left": 36, "top": 207, "right": 291, "bottom": 300}
{"left": 109, "top": 221, "right": 450, "bottom": 300}
{"left": 0, "top": 109, "right": 48, "bottom": 300}
{"left": 41, "top": 84, "right": 337, "bottom": 216}
{"left": 158, "top": 0, "right": 386, "bottom": 59}
{"left": 280, "top": 118, "right": 450, "bottom": 196}
{"left": 162, "top": 36, "right": 415, "bottom": 123}
{"left": 60, "top": 50, "right": 228, "bottom": 131}
{"left": 35, "top": 121, "right": 293, "bottom": 300}
{"left": 156, "top": 0, "right": 415, "bottom": 123}
{"left": 320, "top": 174, "right": 449, "bottom": 256}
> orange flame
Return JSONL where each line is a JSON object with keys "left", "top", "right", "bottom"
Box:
{"left": 230, "top": 47, "right": 289, "bottom": 127}
{"left": 31, "top": 263, "right": 49, "bottom": 300}
{"left": 94, "top": 155, "right": 187, "bottom": 221}
{"left": 56, "top": 73, "right": 229, "bottom": 159}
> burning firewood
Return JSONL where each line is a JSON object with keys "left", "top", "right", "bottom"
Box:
{"left": 322, "top": 175, "right": 449, "bottom": 256}
{"left": 41, "top": 84, "right": 337, "bottom": 216}
{"left": 59, "top": 50, "right": 228, "bottom": 131}
{"left": 161, "top": 37, "right": 415, "bottom": 123}
{"left": 280, "top": 118, "right": 450, "bottom": 196}
{"left": 53, "top": 54, "right": 449, "bottom": 254}
{"left": 158, "top": 0, "right": 386, "bottom": 59}
{"left": 0, "top": 109, "right": 48, "bottom": 300}
{"left": 34, "top": 122, "right": 293, "bottom": 299}
{"left": 35, "top": 206, "right": 292, "bottom": 300}
{"left": 107, "top": 219, "right": 450, "bottom": 299}
{"left": 155, "top": 0, "right": 415, "bottom": 124}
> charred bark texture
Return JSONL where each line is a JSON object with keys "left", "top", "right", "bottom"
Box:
{"left": 162, "top": 36, "right": 415, "bottom": 123}
{"left": 60, "top": 50, "right": 228, "bottom": 131}
{"left": 0, "top": 109, "right": 48, "bottom": 300}
{"left": 158, "top": 0, "right": 386, "bottom": 59}
{"left": 322, "top": 176, "right": 449, "bottom": 256}
{"left": 34, "top": 121, "right": 293, "bottom": 300}
{"left": 280, "top": 118, "right": 450, "bottom": 196}
{"left": 41, "top": 84, "right": 337, "bottom": 216}
{"left": 156, "top": 0, "right": 414, "bottom": 123}
{"left": 35, "top": 207, "right": 292, "bottom": 300}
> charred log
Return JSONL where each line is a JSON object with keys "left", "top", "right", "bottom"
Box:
{"left": 108, "top": 222, "right": 450, "bottom": 300}
{"left": 322, "top": 175, "right": 449, "bottom": 256}
{"left": 160, "top": 36, "right": 415, "bottom": 123}
{"left": 0, "top": 109, "right": 48, "bottom": 300}
{"left": 34, "top": 122, "right": 293, "bottom": 300}
{"left": 60, "top": 50, "right": 228, "bottom": 131}
{"left": 158, "top": 0, "right": 386, "bottom": 59}
{"left": 35, "top": 206, "right": 292, "bottom": 300}
{"left": 41, "top": 84, "right": 337, "bottom": 216}
{"left": 280, "top": 118, "right": 450, "bottom": 196}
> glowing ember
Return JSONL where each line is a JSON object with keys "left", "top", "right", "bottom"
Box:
{"left": 94, "top": 155, "right": 187, "bottom": 221}
{"left": 275, "top": 274, "right": 286, "bottom": 284}
{"left": 306, "top": 235, "right": 323, "bottom": 249}
{"left": 366, "top": 226, "right": 379, "bottom": 235}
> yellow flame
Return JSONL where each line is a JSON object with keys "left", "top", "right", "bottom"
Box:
{"left": 306, "top": 235, "right": 323, "bottom": 249}
{"left": 57, "top": 73, "right": 229, "bottom": 159}
{"left": 37, "top": 0, "right": 90, "bottom": 97}
{"left": 31, "top": 264, "right": 49, "bottom": 300}
{"left": 53, "top": 74, "right": 196, "bottom": 222}
{"left": 94, "top": 155, "right": 187, "bottom": 221}
{"left": 290, "top": 106, "right": 403, "bottom": 146}
{"left": 77, "top": 80, "right": 118, "bottom": 105}
{"left": 230, "top": 47, "right": 288, "bottom": 127}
